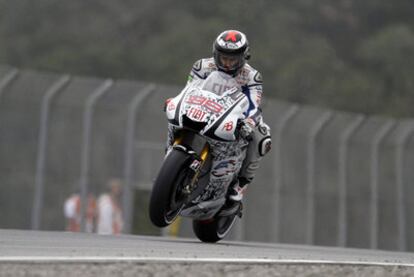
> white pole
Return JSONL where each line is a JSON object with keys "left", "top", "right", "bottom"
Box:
{"left": 369, "top": 120, "right": 395, "bottom": 249}
{"left": 337, "top": 115, "right": 365, "bottom": 246}
{"left": 271, "top": 105, "right": 299, "bottom": 242}
{"left": 306, "top": 111, "right": 332, "bottom": 244}
{"left": 31, "top": 75, "right": 71, "bottom": 230}
{"left": 121, "top": 84, "right": 155, "bottom": 233}
{"left": 79, "top": 80, "right": 113, "bottom": 232}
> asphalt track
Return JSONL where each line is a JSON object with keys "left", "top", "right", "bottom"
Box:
{"left": 1, "top": 229, "right": 414, "bottom": 276}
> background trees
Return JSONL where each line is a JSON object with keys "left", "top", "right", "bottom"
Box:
{"left": 1, "top": 0, "right": 413, "bottom": 117}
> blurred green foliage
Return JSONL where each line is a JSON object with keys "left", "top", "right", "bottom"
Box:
{"left": 1, "top": 0, "right": 414, "bottom": 117}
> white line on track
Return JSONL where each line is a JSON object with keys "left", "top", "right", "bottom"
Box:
{"left": 1, "top": 256, "right": 414, "bottom": 267}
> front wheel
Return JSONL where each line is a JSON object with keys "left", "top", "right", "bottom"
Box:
{"left": 149, "top": 149, "right": 191, "bottom": 227}
{"left": 192, "top": 203, "right": 241, "bottom": 243}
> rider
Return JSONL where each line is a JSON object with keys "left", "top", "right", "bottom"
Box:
{"left": 185, "top": 30, "right": 272, "bottom": 203}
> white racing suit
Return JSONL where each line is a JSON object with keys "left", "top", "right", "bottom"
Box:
{"left": 167, "top": 57, "right": 272, "bottom": 198}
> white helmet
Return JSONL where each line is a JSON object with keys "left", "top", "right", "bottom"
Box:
{"left": 213, "top": 30, "right": 250, "bottom": 76}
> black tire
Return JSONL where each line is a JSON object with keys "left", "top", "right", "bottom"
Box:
{"left": 192, "top": 207, "right": 240, "bottom": 243}
{"left": 149, "top": 149, "right": 191, "bottom": 227}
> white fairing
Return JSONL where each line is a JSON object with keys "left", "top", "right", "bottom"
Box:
{"left": 166, "top": 71, "right": 249, "bottom": 141}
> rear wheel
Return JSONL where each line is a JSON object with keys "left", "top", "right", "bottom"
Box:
{"left": 192, "top": 203, "right": 241, "bottom": 243}
{"left": 149, "top": 149, "right": 191, "bottom": 227}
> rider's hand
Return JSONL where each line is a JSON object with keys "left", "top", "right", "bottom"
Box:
{"left": 239, "top": 118, "right": 255, "bottom": 141}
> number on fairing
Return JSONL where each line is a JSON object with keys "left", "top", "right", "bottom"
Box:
{"left": 186, "top": 95, "right": 223, "bottom": 113}
{"left": 188, "top": 107, "right": 206, "bottom": 121}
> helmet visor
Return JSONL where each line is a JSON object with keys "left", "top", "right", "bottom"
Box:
{"left": 216, "top": 52, "right": 244, "bottom": 73}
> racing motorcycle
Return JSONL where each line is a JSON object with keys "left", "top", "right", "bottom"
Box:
{"left": 149, "top": 71, "right": 251, "bottom": 243}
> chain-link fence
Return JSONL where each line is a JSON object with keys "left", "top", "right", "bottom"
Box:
{"left": 1, "top": 65, "right": 414, "bottom": 252}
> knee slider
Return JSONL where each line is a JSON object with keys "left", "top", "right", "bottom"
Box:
{"left": 256, "top": 122, "right": 272, "bottom": 157}
{"left": 258, "top": 136, "right": 272, "bottom": 156}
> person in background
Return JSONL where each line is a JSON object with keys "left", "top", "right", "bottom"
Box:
{"left": 63, "top": 191, "right": 97, "bottom": 232}
{"left": 96, "top": 178, "right": 124, "bottom": 235}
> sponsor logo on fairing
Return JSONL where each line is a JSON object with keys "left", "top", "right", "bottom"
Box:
{"left": 223, "top": 121, "right": 234, "bottom": 131}
{"left": 211, "top": 159, "right": 237, "bottom": 177}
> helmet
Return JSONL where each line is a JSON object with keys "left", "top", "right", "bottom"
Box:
{"left": 213, "top": 30, "right": 250, "bottom": 76}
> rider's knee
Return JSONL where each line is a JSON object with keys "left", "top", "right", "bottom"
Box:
{"left": 238, "top": 122, "right": 271, "bottom": 182}
{"left": 252, "top": 122, "right": 272, "bottom": 157}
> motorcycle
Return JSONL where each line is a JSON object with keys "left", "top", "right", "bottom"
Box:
{"left": 149, "top": 71, "right": 251, "bottom": 243}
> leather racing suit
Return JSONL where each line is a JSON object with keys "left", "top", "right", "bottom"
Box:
{"left": 174, "top": 57, "right": 272, "bottom": 190}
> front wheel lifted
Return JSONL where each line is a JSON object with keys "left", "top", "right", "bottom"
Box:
{"left": 149, "top": 149, "right": 191, "bottom": 227}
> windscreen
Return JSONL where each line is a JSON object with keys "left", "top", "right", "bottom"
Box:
{"left": 200, "top": 71, "right": 239, "bottom": 96}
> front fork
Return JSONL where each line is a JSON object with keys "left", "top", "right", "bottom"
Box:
{"left": 172, "top": 132, "right": 210, "bottom": 196}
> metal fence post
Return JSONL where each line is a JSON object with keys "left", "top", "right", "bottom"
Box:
{"left": 394, "top": 123, "right": 414, "bottom": 251}
{"left": 338, "top": 115, "right": 365, "bottom": 246}
{"left": 306, "top": 111, "right": 333, "bottom": 245}
{"left": 0, "top": 69, "right": 19, "bottom": 101}
{"left": 79, "top": 79, "right": 114, "bottom": 232}
{"left": 369, "top": 120, "right": 395, "bottom": 249}
{"left": 271, "top": 105, "right": 299, "bottom": 242}
{"left": 31, "top": 75, "right": 71, "bottom": 230}
{"left": 121, "top": 84, "right": 155, "bottom": 234}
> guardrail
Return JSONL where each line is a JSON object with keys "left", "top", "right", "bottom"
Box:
{"left": 1, "top": 65, "right": 414, "bottom": 252}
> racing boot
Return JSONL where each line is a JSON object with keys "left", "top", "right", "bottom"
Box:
{"left": 217, "top": 178, "right": 248, "bottom": 218}
{"left": 228, "top": 177, "right": 250, "bottom": 202}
